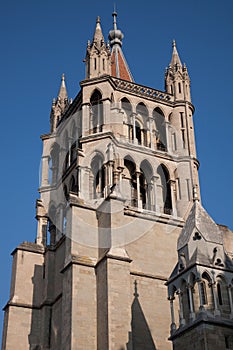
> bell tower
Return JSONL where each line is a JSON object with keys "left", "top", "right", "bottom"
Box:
{"left": 3, "top": 12, "right": 230, "bottom": 350}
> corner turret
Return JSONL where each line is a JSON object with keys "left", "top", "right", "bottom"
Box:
{"left": 85, "top": 17, "right": 111, "bottom": 79}
{"left": 50, "top": 74, "right": 70, "bottom": 132}
{"left": 165, "top": 40, "right": 191, "bottom": 102}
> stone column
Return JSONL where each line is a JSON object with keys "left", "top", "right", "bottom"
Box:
{"left": 82, "top": 103, "right": 90, "bottom": 136}
{"left": 187, "top": 284, "right": 195, "bottom": 321}
{"left": 149, "top": 117, "right": 153, "bottom": 149}
{"left": 169, "top": 296, "right": 177, "bottom": 334}
{"left": 165, "top": 121, "right": 170, "bottom": 153}
{"left": 177, "top": 290, "right": 185, "bottom": 326}
{"left": 169, "top": 179, "right": 177, "bottom": 216}
{"left": 152, "top": 176, "right": 158, "bottom": 212}
{"left": 135, "top": 168, "right": 141, "bottom": 209}
{"left": 210, "top": 282, "right": 221, "bottom": 316}
{"left": 132, "top": 113, "right": 137, "bottom": 144}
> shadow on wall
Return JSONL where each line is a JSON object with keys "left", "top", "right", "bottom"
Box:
{"left": 127, "top": 281, "right": 157, "bottom": 350}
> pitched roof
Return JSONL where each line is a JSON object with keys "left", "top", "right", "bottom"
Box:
{"left": 178, "top": 201, "right": 223, "bottom": 250}
{"left": 108, "top": 11, "right": 134, "bottom": 82}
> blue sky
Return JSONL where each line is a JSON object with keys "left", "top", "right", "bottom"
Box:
{"left": 1, "top": 0, "right": 233, "bottom": 339}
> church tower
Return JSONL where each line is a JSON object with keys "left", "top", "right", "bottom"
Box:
{"left": 3, "top": 12, "right": 231, "bottom": 350}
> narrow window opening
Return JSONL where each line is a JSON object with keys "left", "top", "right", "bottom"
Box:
{"left": 180, "top": 112, "right": 184, "bottom": 128}
{"left": 135, "top": 121, "right": 142, "bottom": 145}
{"left": 170, "top": 85, "right": 173, "bottom": 94}
{"left": 186, "top": 179, "right": 191, "bottom": 201}
{"left": 217, "top": 283, "right": 223, "bottom": 305}
{"left": 103, "top": 58, "right": 105, "bottom": 70}
{"left": 94, "top": 57, "right": 97, "bottom": 70}
{"left": 200, "top": 282, "right": 207, "bottom": 305}
{"left": 178, "top": 82, "right": 181, "bottom": 93}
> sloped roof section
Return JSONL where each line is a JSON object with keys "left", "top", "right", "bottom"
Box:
{"left": 178, "top": 201, "right": 223, "bottom": 250}
{"left": 108, "top": 11, "right": 134, "bottom": 82}
{"left": 111, "top": 46, "right": 134, "bottom": 81}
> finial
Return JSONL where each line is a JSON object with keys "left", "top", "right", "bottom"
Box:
{"left": 61, "top": 73, "right": 65, "bottom": 81}
{"left": 112, "top": 10, "right": 117, "bottom": 31}
{"left": 96, "top": 16, "right": 100, "bottom": 24}
{"left": 108, "top": 10, "right": 124, "bottom": 47}
{"left": 172, "top": 39, "right": 176, "bottom": 48}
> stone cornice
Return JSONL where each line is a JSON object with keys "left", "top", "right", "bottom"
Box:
{"left": 11, "top": 242, "right": 45, "bottom": 256}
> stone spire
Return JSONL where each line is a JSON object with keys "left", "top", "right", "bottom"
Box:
{"left": 85, "top": 16, "right": 111, "bottom": 79}
{"left": 165, "top": 40, "right": 191, "bottom": 102}
{"left": 170, "top": 40, "right": 182, "bottom": 68}
{"left": 108, "top": 11, "right": 134, "bottom": 82}
{"left": 50, "top": 74, "right": 70, "bottom": 132}
{"left": 58, "top": 73, "right": 68, "bottom": 101}
{"left": 92, "top": 16, "right": 105, "bottom": 47}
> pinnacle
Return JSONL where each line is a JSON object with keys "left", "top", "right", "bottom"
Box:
{"left": 92, "top": 15, "right": 105, "bottom": 45}
{"left": 170, "top": 39, "right": 182, "bottom": 68}
{"left": 58, "top": 73, "right": 68, "bottom": 100}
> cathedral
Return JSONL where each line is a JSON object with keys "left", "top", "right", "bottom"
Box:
{"left": 2, "top": 12, "right": 233, "bottom": 350}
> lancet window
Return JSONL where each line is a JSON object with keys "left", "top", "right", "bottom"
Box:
{"left": 157, "top": 164, "right": 172, "bottom": 214}
{"left": 90, "top": 90, "right": 103, "bottom": 133}
{"left": 153, "top": 108, "right": 167, "bottom": 151}
{"left": 91, "top": 154, "right": 105, "bottom": 199}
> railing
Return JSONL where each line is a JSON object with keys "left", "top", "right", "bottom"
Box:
{"left": 112, "top": 78, "right": 173, "bottom": 102}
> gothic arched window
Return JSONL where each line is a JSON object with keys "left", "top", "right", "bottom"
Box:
{"left": 91, "top": 155, "right": 105, "bottom": 199}
{"left": 140, "top": 159, "right": 153, "bottom": 210}
{"left": 153, "top": 108, "right": 167, "bottom": 151}
{"left": 90, "top": 90, "right": 103, "bottom": 133}
{"left": 136, "top": 102, "right": 148, "bottom": 146}
{"left": 121, "top": 98, "right": 132, "bottom": 140}
{"left": 122, "top": 158, "right": 137, "bottom": 207}
{"left": 157, "top": 164, "right": 172, "bottom": 214}
{"left": 49, "top": 143, "right": 59, "bottom": 185}
{"left": 135, "top": 121, "right": 142, "bottom": 145}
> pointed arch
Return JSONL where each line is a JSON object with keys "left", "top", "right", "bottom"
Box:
{"left": 90, "top": 154, "right": 105, "bottom": 199}
{"left": 121, "top": 97, "right": 132, "bottom": 117}
{"left": 136, "top": 102, "right": 148, "bottom": 146}
{"left": 49, "top": 142, "right": 60, "bottom": 185}
{"left": 121, "top": 98, "right": 133, "bottom": 140}
{"left": 140, "top": 159, "right": 154, "bottom": 210}
{"left": 90, "top": 89, "right": 103, "bottom": 133}
{"left": 153, "top": 108, "right": 167, "bottom": 151}
{"left": 122, "top": 157, "right": 137, "bottom": 207}
{"left": 216, "top": 275, "right": 230, "bottom": 314}
{"left": 157, "top": 164, "right": 172, "bottom": 214}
